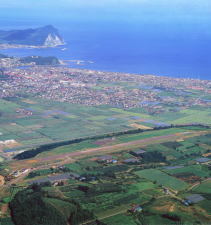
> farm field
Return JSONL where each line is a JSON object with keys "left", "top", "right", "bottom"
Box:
{"left": 192, "top": 180, "right": 211, "bottom": 194}
{"left": 0, "top": 125, "right": 211, "bottom": 224}
{"left": 102, "top": 214, "right": 137, "bottom": 225}
{"left": 164, "top": 165, "right": 210, "bottom": 178}
{"left": 7, "top": 125, "right": 210, "bottom": 170}
{"left": 0, "top": 96, "right": 211, "bottom": 162}
{"left": 135, "top": 169, "right": 189, "bottom": 191}
{"left": 154, "top": 108, "right": 211, "bottom": 124}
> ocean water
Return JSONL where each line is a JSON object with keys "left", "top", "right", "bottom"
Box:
{"left": 0, "top": 2, "right": 211, "bottom": 80}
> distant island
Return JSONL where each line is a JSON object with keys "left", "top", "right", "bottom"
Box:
{"left": 0, "top": 25, "right": 65, "bottom": 49}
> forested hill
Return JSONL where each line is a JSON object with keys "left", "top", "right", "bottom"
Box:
{"left": 20, "top": 56, "right": 60, "bottom": 65}
{"left": 0, "top": 25, "right": 64, "bottom": 47}
{"left": 10, "top": 184, "right": 95, "bottom": 225}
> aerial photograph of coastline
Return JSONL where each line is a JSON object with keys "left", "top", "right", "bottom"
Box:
{"left": 0, "top": 1, "right": 210, "bottom": 225}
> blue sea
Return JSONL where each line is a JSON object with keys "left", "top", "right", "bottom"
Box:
{"left": 0, "top": 1, "right": 211, "bottom": 80}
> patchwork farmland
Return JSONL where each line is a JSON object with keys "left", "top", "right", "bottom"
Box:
{"left": 0, "top": 125, "right": 210, "bottom": 224}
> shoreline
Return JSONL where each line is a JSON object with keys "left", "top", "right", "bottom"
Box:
{"left": 0, "top": 43, "right": 65, "bottom": 50}
{"left": 1, "top": 48, "right": 210, "bottom": 81}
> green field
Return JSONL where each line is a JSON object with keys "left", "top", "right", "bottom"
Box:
{"left": 0, "top": 98, "right": 153, "bottom": 154}
{"left": 135, "top": 169, "right": 188, "bottom": 191}
{"left": 118, "top": 127, "right": 188, "bottom": 142}
{"left": 154, "top": 108, "right": 211, "bottom": 124}
{"left": 0, "top": 94, "right": 211, "bottom": 161}
{"left": 102, "top": 214, "right": 136, "bottom": 225}
{"left": 198, "top": 200, "right": 211, "bottom": 214}
{"left": 165, "top": 165, "right": 211, "bottom": 178}
{"left": 129, "top": 181, "right": 156, "bottom": 192}
{"left": 0, "top": 156, "right": 4, "bottom": 162}
{"left": 192, "top": 180, "right": 211, "bottom": 194}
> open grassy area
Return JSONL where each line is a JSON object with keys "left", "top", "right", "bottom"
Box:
{"left": 192, "top": 180, "right": 211, "bottom": 194}
{"left": 102, "top": 214, "right": 136, "bottom": 225}
{"left": 135, "top": 169, "right": 189, "bottom": 191}
{"left": 129, "top": 181, "right": 156, "bottom": 192}
{"left": 118, "top": 127, "right": 189, "bottom": 142}
{"left": 154, "top": 108, "right": 211, "bottom": 124}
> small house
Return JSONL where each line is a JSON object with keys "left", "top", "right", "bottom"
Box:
{"left": 123, "top": 158, "right": 139, "bottom": 164}
{"left": 195, "top": 157, "right": 210, "bottom": 164}
{"left": 182, "top": 200, "right": 192, "bottom": 206}
{"left": 130, "top": 205, "right": 143, "bottom": 213}
{"left": 130, "top": 149, "right": 146, "bottom": 157}
{"left": 97, "top": 155, "right": 117, "bottom": 164}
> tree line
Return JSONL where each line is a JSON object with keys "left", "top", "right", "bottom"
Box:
{"left": 14, "top": 123, "right": 210, "bottom": 160}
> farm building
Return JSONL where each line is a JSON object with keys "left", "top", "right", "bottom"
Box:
{"left": 186, "top": 194, "right": 205, "bottom": 204}
{"left": 123, "top": 158, "right": 139, "bottom": 164}
{"left": 129, "top": 205, "right": 143, "bottom": 213}
{"left": 164, "top": 165, "right": 184, "bottom": 170}
{"left": 183, "top": 200, "right": 192, "bottom": 206}
{"left": 130, "top": 149, "right": 146, "bottom": 157}
{"left": 29, "top": 172, "right": 81, "bottom": 185}
{"left": 195, "top": 157, "right": 210, "bottom": 164}
{"left": 11, "top": 168, "right": 30, "bottom": 177}
{"left": 97, "top": 155, "right": 113, "bottom": 161}
{"left": 97, "top": 155, "right": 117, "bottom": 164}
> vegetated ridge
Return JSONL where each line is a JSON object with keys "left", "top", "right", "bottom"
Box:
{"left": 0, "top": 25, "right": 65, "bottom": 47}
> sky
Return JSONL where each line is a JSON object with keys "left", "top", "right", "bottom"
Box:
{"left": 1, "top": 0, "right": 210, "bottom": 44}
{"left": 0, "top": 0, "right": 210, "bottom": 38}
{"left": 1, "top": 0, "right": 211, "bottom": 19}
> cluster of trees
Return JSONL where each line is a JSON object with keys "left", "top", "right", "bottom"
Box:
{"left": 78, "top": 183, "right": 124, "bottom": 196}
{"left": 162, "top": 213, "right": 181, "bottom": 222}
{"left": 27, "top": 170, "right": 50, "bottom": 179}
{"left": 10, "top": 184, "right": 94, "bottom": 225}
{"left": 20, "top": 56, "right": 60, "bottom": 65}
{"left": 10, "top": 188, "right": 67, "bottom": 225}
{"left": 163, "top": 141, "right": 182, "bottom": 149}
{"left": 141, "top": 151, "right": 166, "bottom": 163}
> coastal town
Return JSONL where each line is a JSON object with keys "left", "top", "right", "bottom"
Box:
{"left": 0, "top": 57, "right": 211, "bottom": 112}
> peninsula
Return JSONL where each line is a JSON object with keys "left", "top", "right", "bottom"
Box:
{"left": 0, "top": 25, "right": 65, "bottom": 49}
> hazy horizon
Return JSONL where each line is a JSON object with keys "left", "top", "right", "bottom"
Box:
{"left": 0, "top": 0, "right": 211, "bottom": 79}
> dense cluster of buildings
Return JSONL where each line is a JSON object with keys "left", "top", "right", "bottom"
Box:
{"left": 0, "top": 62, "right": 210, "bottom": 110}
